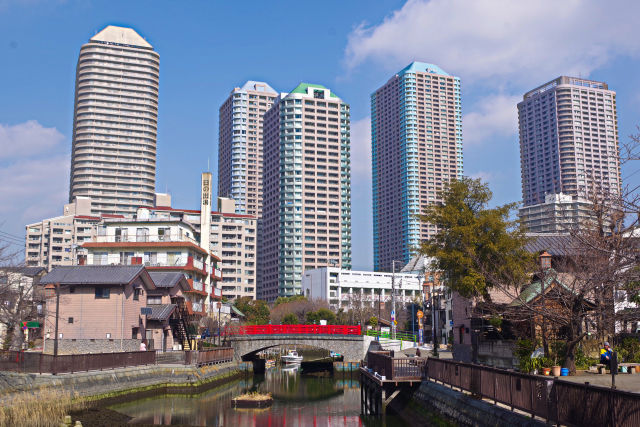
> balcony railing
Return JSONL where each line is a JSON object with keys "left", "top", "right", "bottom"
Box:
{"left": 94, "top": 234, "right": 199, "bottom": 245}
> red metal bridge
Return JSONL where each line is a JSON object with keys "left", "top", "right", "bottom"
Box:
{"left": 227, "top": 324, "right": 361, "bottom": 336}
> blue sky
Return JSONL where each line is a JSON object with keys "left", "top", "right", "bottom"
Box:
{"left": 2, "top": 0, "right": 640, "bottom": 270}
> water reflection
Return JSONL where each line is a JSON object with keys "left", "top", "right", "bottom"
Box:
{"left": 110, "top": 368, "right": 408, "bottom": 426}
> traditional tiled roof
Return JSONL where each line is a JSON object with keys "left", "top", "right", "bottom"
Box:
{"left": 524, "top": 234, "right": 577, "bottom": 256}
{"left": 40, "top": 265, "right": 145, "bottom": 285}
{"left": 148, "top": 271, "right": 185, "bottom": 288}
{"left": 147, "top": 304, "right": 176, "bottom": 320}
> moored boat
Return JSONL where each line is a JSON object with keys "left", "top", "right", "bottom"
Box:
{"left": 281, "top": 350, "right": 303, "bottom": 364}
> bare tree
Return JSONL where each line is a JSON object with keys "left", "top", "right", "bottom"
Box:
{"left": 0, "top": 238, "right": 42, "bottom": 350}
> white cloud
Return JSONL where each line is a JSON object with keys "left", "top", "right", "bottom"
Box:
{"left": 463, "top": 94, "right": 520, "bottom": 146}
{"left": 0, "top": 120, "right": 69, "bottom": 249}
{"left": 0, "top": 120, "right": 65, "bottom": 159}
{"left": 350, "top": 116, "right": 371, "bottom": 181}
{"left": 345, "top": 0, "right": 640, "bottom": 84}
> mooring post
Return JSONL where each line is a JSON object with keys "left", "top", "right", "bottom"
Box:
{"left": 381, "top": 388, "right": 387, "bottom": 416}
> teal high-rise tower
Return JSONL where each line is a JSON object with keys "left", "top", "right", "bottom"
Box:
{"left": 260, "top": 83, "right": 352, "bottom": 301}
{"left": 372, "top": 62, "right": 462, "bottom": 272}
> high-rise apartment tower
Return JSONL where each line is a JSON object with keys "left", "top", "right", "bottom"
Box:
{"left": 372, "top": 62, "right": 463, "bottom": 272}
{"left": 260, "top": 84, "right": 352, "bottom": 301}
{"left": 518, "top": 76, "right": 621, "bottom": 210}
{"left": 218, "top": 81, "right": 278, "bottom": 217}
{"left": 69, "top": 25, "right": 159, "bottom": 216}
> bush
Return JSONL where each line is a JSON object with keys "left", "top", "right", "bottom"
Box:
{"left": 574, "top": 346, "right": 598, "bottom": 370}
{"left": 282, "top": 313, "right": 298, "bottom": 325}
{"left": 616, "top": 338, "right": 640, "bottom": 363}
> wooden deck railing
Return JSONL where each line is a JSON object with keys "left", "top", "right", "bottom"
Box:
{"left": 365, "top": 351, "right": 427, "bottom": 381}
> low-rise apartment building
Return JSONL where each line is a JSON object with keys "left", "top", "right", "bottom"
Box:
{"left": 147, "top": 197, "right": 257, "bottom": 301}
{"left": 302, "top": 267, "right": 423, "bottom": 310}
{"left": 25, "top": 197, "right": 123, "bottom": 269}
{"left": 81, "top": 213, "right": 222, "bottom": 316}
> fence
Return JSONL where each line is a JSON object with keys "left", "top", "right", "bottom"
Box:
{"left": 427, "top": 358, "right": 640, "bottom": 427}
{"left": 366, "top": 351, "right": 427, "bottom": 381}
{"left": 229, "top": 324, "right": 361, "bottom": 336}
{"left": 185, "top": 347, "right": 234, "bottom": 367}
{"left": 365, "top": 329, "right": 417, "bottom": 342}
{"left": 0, "top": 350, "right": 155, "bottom": 374}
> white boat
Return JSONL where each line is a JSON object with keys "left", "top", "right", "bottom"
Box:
{"left": 281, "top": 350, "right": 303, "bottom": 364}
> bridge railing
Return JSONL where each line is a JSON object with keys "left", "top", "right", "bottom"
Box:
{"left": 227, "top": 324, "right": 361, "bottom": 336}
{"left": 365, "top": 329, "right": 417, "bottom": 342}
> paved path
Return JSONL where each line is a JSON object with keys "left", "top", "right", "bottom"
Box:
{"left": 557, "top": 371, "right": 640, "bottom": 393}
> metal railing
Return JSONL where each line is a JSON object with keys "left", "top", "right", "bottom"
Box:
{"left": 365, "top": 329, "right": 417, "bottom": 343}
{"left": 427, "top": 358, "right": 640, "bottom": 426}
{"left": 228, "top": 324, "right": 361, "bottom": 336}
{"left": 0, "top": 350, "right": 155, "bottom": 374}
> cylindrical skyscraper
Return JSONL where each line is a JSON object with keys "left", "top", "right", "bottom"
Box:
{"left": 69, "top": 25, "right": 159, "bottom": 216}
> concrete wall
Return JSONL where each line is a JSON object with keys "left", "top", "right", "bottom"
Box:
{"left": 42, "top": 339, "right": 140, "bottom": 355}
{"left": 0, "top": 362, "right": 252, "bottom": 401}
{"left": 478, "top": 340, "right": 517, "bottom": 369}
{"left": 412, "top": 380, "right": 543, "bottom": 426}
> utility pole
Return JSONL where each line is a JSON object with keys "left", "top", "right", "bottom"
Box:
{"left": 53, "top": 283, "right": 60, "bottom": 357}
{"left": 431, "top": 282, "right": 438, "bottom": 357}
{"left": 391, "top": 261, "right": 397, "bottom": 340}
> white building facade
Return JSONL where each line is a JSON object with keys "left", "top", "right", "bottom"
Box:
{"left": 302, "top": 267, "right": 423, "bottom": 310}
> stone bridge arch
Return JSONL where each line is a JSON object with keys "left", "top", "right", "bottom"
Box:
{"left": 228, "top": 334, "right": 374, "bottom": 362}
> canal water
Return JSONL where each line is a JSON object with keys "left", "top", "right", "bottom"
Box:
{"left": 109, "top": 366, "right": 411, "bottom": 426}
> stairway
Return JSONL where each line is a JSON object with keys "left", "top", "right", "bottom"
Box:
{"left": 169, "top": 305, "right": 194, "bottom": 351}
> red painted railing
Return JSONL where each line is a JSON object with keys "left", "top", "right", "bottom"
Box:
{"left": 228, "top": 324, "right": 361, "bottom": 336}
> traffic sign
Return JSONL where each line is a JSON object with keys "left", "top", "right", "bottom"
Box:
{"left": 417, "top": 310, "right": 423, "bottom": 319}
{"left": 390, "top": 310, "right": 395, "bottom": 320}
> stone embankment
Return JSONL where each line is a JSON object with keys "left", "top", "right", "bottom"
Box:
{"left": 411, "top": 380, "right": 543, "bottom": 426}
{"left": 0, "top": 361, "right": 251, "bottom": 403}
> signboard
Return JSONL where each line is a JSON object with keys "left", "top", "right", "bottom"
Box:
{"left": 450, "top": 320, "right": 454, "bottom": 326}
{"left": 141, "top": 307, "right": 152, "bottom": 315}
{"left": 417, "top": 310, "right": 423, "bottom": 319}
{"left": 201, "top": 174, "right": 211, "bottom": 206}
{"left": 418, "top": 329, "right": 424, "bottom": 346}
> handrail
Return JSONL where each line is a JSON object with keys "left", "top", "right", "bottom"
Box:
{"left": 425, "top": 358, "right": 640, "bottom": 426}
{"left": 365, "top": 329, "right": 417, "bottom": 342}
{"left": 227, "top": 324, "right": 361, "bottom": 336}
